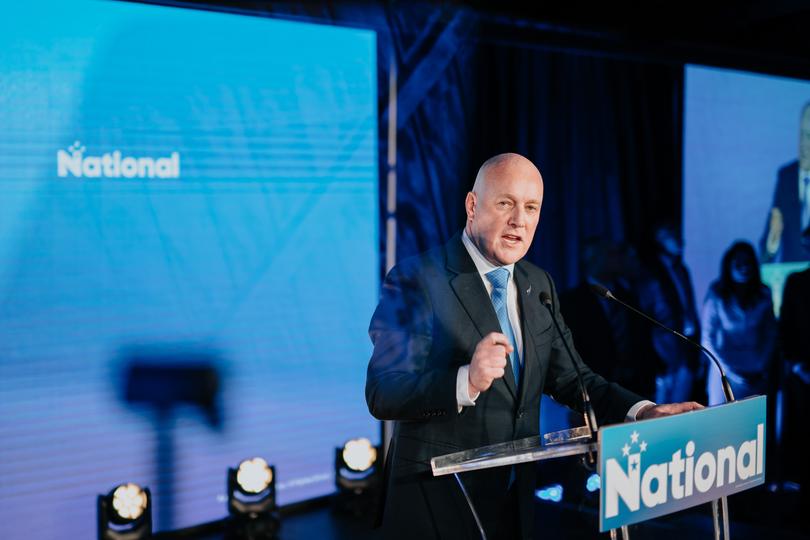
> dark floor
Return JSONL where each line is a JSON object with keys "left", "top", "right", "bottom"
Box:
{"left": 531, "top": 487, "right": 810, "bottom": 540}
{"left": 176, "top": 486, "right": 809, "bottom": 539}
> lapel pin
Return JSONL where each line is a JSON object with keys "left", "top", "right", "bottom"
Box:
{"left": 526, "top": 285, "right": 532, "bottom": 294}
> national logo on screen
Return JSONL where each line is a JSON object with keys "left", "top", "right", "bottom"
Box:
{"left": 56, "top": 141, "right": 181, "bottom": 179}
{"left": 603, "top": 424, "right": 764, "bottom": 519}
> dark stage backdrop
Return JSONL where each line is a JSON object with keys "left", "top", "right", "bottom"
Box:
{"left": 262, "top": 2, "right": 683, "bottom": 283}
{"left": 381, "top": 7, "right": 683, "bottom": 286}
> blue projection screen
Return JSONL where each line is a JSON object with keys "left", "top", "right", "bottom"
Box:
{"left": 684, "top": 65, "right": 810, "bottom": 314}
{"left": 0, "top": 1, "right": 378, "bottom": 537}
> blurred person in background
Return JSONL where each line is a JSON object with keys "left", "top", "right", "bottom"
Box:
{"left": 639, "top": 222, "right": 703, "bottom": 403}
{"left": 701, "top": 241, "right": 777, "bottom": 405}
{"left": 561, "top": 238, "right": 658, "bottom": 398}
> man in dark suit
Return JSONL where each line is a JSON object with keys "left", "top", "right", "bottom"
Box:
{"left": 639, "top": 223, "right": 703, "bottom": 404}
{"left": 760, "top": 102, "right": 810, "bottom": 263}
{"left": 365, "top": 153, "right": 701, "bottom": 539}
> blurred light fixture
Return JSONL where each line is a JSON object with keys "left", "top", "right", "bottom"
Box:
{"left": 97, "top": 483, "right": 152, "bottom": 540}
{"left": 236, "top": 457, "right": 274, "bottom": 494}
{"left": 535, "top": 483, "right": 564, "bottom": 503}
{"left": 342, "top": 437, "right": 378, "bottom": 472}
{"left": 334, "top": 437, "right": 381, "bottom": 516}
{"left": 225, "top": 457, "right": 279, "bottom": 540}
{"left": 586, "top": 473, "right": 601, "bottom": 493}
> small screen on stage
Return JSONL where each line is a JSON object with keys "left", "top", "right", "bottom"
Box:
{"left": 683, "top": 65, "right": 810, "bottom": 316}
{"left": 0, "top": 1, "right": 378, "bottom": 537}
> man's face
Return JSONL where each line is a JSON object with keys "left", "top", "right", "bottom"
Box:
{"left": 800, "top": 107, "right": 810, "bottom": 168}
{"left": 465, "top": 161, "right": 544, "bottom": 266}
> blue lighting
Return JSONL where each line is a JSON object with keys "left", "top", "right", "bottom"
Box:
{"left": 535, "top": 484, "right": 563, "bottom": 503}
{"left": 586, "top": 473, "right": 601, "bottom": 492}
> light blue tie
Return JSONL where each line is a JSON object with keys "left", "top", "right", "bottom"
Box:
{"left": 486, "top": 268, "right": 521, "bottom": 387}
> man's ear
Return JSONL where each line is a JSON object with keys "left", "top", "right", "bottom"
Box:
{"left": 465, "top": 192, "right": 476, "bottom": 221}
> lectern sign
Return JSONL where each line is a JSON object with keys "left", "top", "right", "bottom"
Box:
{"left": 599, "top": 396, "right": 766, "bottom": 532}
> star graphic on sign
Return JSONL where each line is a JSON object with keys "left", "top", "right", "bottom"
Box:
{"left": 630, "top": 430, "right": 640, "bottom": 444}
{"left": 622, "top": 443, "right": 631, "bottom": 457}
{"left": 630, "top": 461, "right": 638, "bottom": 471}
{"left": 640, "top": 441, "right": 648, "bottom": 453}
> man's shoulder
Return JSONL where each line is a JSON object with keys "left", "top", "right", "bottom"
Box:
{"left": 777, "top": 160, "right": 799, "bottom": 181}
{"left": 385, "top": 240, "right": 452, "bottom": 281}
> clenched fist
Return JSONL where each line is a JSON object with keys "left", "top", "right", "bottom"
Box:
{"left": 468, "top": 332, "right": 512, "bottom": 396}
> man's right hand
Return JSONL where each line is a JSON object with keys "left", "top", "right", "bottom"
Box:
{"left": 468, "top": 332, "right": 511, "bottom": 396}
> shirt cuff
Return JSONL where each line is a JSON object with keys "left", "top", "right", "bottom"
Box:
{"left": 626, "top": 400, "right": 656, "bottom": 422}
{"left": 456, "top": 365, "right": 480, "bottom": 413}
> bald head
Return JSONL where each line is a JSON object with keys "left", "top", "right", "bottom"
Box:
{"left": 465, "top": 153, "right": 544, "bottom": 265}
{"left": 472, "top": 152, "right": 543, "bottom": 194}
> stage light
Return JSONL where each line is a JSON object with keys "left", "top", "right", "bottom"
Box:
{"left": 334, "top": 437, "right": 381, "bottom": 516}
{"left": 236, "top": 457, "right": 273, "bottom": 494}
{"left": 586, "top": 473, "right": 601, "bottom": 492}
{"left": 342, "top": 437, "right": 377, "bottom": 472}
{"left": 225, "top": 457, "right": 279, "bottom": 540}
{"left": 535, "top": 484, "right": 564, "bottom": 503}
{"left": 97, "top": 483, "right": 152, "bottom": 540}
{"left": 112, "top": 483, "right": 148, "bottom": 520}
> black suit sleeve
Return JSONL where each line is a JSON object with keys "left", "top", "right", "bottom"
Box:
{"left": 541, "top": 271, "right": 645, "bottom": 426}
{"left": 365, "top": 263, "right": 458, "bottom": 422}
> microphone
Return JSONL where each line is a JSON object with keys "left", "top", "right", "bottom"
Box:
{"left": 588, "top": 282, "right": 735, "bottom": 403}
{"left": 539, "top": 291, "right": 599, "bottom": 439}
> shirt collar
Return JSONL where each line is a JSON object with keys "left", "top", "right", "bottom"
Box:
{"left": 461, "top": 229, "right": 515, "bottom": 280}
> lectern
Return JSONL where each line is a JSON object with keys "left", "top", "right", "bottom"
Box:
{"left": 431, "top": 396, "right": 766, "bottom": 539}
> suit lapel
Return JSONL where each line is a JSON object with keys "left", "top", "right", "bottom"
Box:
{"left": 446, "top": 235, "right": 518, "bottom": 400}
{"left": 514, "top": 263, "right": 553, "bottom": 406}
{"left": 514, "top": 265, "right": 536, "bottom": 404}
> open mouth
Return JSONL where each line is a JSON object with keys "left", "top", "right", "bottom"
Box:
{"left": 502, "top": 234, "right": 522, "bottom": 245}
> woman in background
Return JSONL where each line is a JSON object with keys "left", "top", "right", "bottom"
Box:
{"left": 702, "top": 241, "right": 777, "bottom": 405}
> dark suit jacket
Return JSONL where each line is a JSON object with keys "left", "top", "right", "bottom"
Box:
{"left": 760, "top": 161, "right": 805, "bottom": 263}
{"left": 365, "top": 234, "right": 643, "bottom": 539}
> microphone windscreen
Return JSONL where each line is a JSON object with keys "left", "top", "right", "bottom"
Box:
{"left": 539, "top": 291, "right": 552, "bottom": 306}
{"left": 588, "top": 282, "right": 611, "bottom": 299}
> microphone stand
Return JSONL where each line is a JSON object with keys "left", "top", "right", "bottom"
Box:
{"left": 539, "top": 291, "right": 599, "bottom": 466}
{"left": 588, "top": 283, "right": 735, "bottom": 403}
